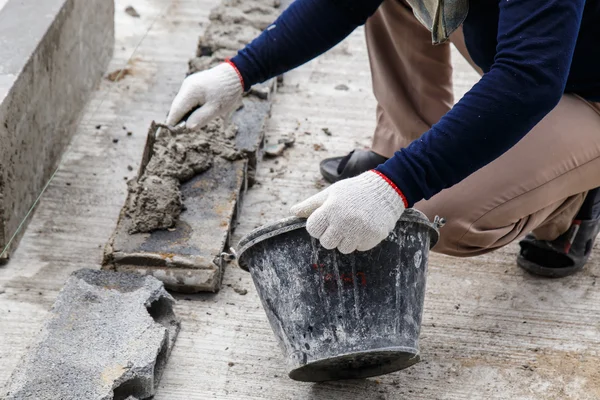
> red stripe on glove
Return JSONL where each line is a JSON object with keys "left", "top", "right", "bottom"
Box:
{"left": 225, "top": 59, "right": 244, "bottom": 90}
{"left": 371, "top": 170, "right": 409, "bottom": 208}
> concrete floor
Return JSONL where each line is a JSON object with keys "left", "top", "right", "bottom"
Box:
{"left": 2, "top": 0, "right": 600, "bottom": 399}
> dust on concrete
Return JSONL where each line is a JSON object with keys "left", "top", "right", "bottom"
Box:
{"left": 125, "top": 118, "right": 241, "bottom": 234}
{"left": 106, "top": 68, "right": 131, "bottom": 82}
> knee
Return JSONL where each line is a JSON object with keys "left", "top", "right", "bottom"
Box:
{"left": 423, "top": 210, "right": 521, "bottom": 258}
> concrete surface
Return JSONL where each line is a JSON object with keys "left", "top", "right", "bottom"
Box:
{"left": 0, "top": 0, "right": 114, "bottom": 259}
{"left": 0, "top": 0, "right": 600, "bottom": 399}
{"left": 4, "top": 269, "right": 180, "bottom": 400}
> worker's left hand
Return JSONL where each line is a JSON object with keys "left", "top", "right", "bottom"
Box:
{"left": 290, "top": 170, "right": 407, "bottom": 254}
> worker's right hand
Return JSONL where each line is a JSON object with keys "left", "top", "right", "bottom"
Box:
{"left": 166, "top": 62, "right": 243, "bottom": 129}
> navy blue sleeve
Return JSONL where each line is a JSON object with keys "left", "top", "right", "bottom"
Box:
{"left": 231, "top": 0, "right": 382, "bottom": 90}
{"left": 377, "top": 0, "right": 586, "bottom": 207}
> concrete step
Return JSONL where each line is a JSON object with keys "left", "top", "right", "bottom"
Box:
{"left": 0, "top": 0, "right": 114, "bottom": 260}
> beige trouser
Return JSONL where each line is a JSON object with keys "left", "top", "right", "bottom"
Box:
{"left": 365, "top": 0, "right": 600, "bottom": 256}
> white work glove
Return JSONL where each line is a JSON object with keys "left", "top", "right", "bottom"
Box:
{"left": 291, "top": 170, "right": 407, "bottom": 254}
{"left": 166, "top": 62, "right": 243, "bottom": 128}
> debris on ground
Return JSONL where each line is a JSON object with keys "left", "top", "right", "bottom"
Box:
{"left": 313, "top": 143, "right": 326, "bottom": 151}
{"left": 125, "top": 6, "right": 140, "bottom": 18}
{"left": 264, "top": 134, "right": 295, "bottom": 158}
{"left": 322, "top": 127, "right": 332, "bottom": 136}
{"left": 335, "top": 84, "right": 349, "bottom": 91}
{"left": 234, "top": 287, "right": 248, "bottom": 295}
{"left": 106, "top": 68, "right": 131, "bottom": 82}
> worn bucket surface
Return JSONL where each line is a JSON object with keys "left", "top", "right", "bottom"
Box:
{"left": 237, "top": 209, "right": 439, "bottom": 382}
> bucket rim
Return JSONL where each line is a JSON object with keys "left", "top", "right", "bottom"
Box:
{"left": 237, "top": 216, "right": 307, "bottom": 270}
{"left": 236, "top": 209, "right": 439, "bottom": 271}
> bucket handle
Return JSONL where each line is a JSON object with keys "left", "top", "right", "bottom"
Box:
{"left": 213, "top": 248, "right": 237, "bottom": 267}
{"left": 433, "top": 216, "right": 446, "bottom": 229}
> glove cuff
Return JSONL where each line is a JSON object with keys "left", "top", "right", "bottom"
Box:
{"left": 370, "top": 170, "right": 409, "bottom": 208}
{"left": 224, "top": 59, "right": 244, "bottom": 90}
{"left": 215, "top": 62, "right": 244, "bottom": 97}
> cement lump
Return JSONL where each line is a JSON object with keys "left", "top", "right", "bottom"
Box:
{"left": 3, "top": 269, "right": 180, "bottom": 400}
{"left": 196, "top": 0, "right": 280, "bottom": 58}
{"left": 188, "top": 49, "right": 237, "bottom": 75}
{"left": 209, "top": 3, "right": 280, "bottom": 30}
{"left": 125, "top": 119, "right": 241, "bottom": 234}
{"left": 221, "top": 0, "right": 281, "bottom": 8}
{"left": 198, "top": 24, "right": 262, "bottom": 56}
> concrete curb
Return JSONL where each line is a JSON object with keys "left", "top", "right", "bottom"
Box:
{"left": 0, "top": 0, "right": 114, "bottom": 260}
{"left": 3, "top": 269, "right": 180, "bottom": 400}
{"left": 102, "top": 0, "right": 280, "bottom": 293}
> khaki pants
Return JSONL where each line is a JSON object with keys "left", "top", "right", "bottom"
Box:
{"left": 365, "top": 0, "right": 600, "bottom": 256}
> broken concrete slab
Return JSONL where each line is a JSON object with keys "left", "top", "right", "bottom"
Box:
{"left": 3, "top": 269, "right": 180, "bottom": 400}
{"left": 0, "top": 0, "right": 114, "bottom": 260}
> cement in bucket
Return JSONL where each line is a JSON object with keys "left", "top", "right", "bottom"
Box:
{"left": 237, "top": 209, "right": 441, "bottom": 382}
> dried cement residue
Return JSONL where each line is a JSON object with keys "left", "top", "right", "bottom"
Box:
{"left": 192, "top": 0, "right": 281, "bottom": 70}
{"left": 197, "top": 24, "right": 261, "bottom": 56}
{"left": 125, "top": 118, "right": 241, "bottom": 234}
{"left": 209, "top": 2, "right": 280, "bottom": 30}
{"left": 188, "top": 49, "right": 237, "bottom": 75}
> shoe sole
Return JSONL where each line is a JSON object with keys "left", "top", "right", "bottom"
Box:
{"left": 516, "top": 255, "right": 583, "bottom": 278}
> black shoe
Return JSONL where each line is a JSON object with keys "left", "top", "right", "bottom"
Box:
{"left": 320, "top": 149, "right": 388, "bottom": 183}
{"left": 517, "top": 188, "right": 600, "bottom": 278}
{"left": 517, "top": 219, "right": 600, "bottom": 278}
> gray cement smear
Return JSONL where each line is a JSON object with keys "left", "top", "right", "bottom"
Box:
{"left": 125, "top": 119, "right": 241, "bottom": 234}
{"left": 3, "top": 269, "right": 181, "bottom": 400}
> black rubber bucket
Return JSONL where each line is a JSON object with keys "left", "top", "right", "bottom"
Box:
{"left": 237, "top": 209, "right": 441, "bottom": 382}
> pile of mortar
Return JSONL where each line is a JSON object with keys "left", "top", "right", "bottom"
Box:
{"left": 125, "top": 119, "right": 242, "bottom": 234}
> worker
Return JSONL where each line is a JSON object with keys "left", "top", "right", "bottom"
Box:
{"left": 167, "top": 0, "right": 600, "bottom": 278}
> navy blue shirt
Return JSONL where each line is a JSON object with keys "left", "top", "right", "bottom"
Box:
{"left": 232, "top": 0, "right": 597, "bottom": 206}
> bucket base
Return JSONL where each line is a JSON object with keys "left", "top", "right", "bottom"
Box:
{"left": 288, "top": 348, "right": 420, "bottom": 382}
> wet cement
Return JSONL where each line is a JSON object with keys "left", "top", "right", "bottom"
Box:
{"left": 125, "top": 118, "right": 241, "bottom": 234}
